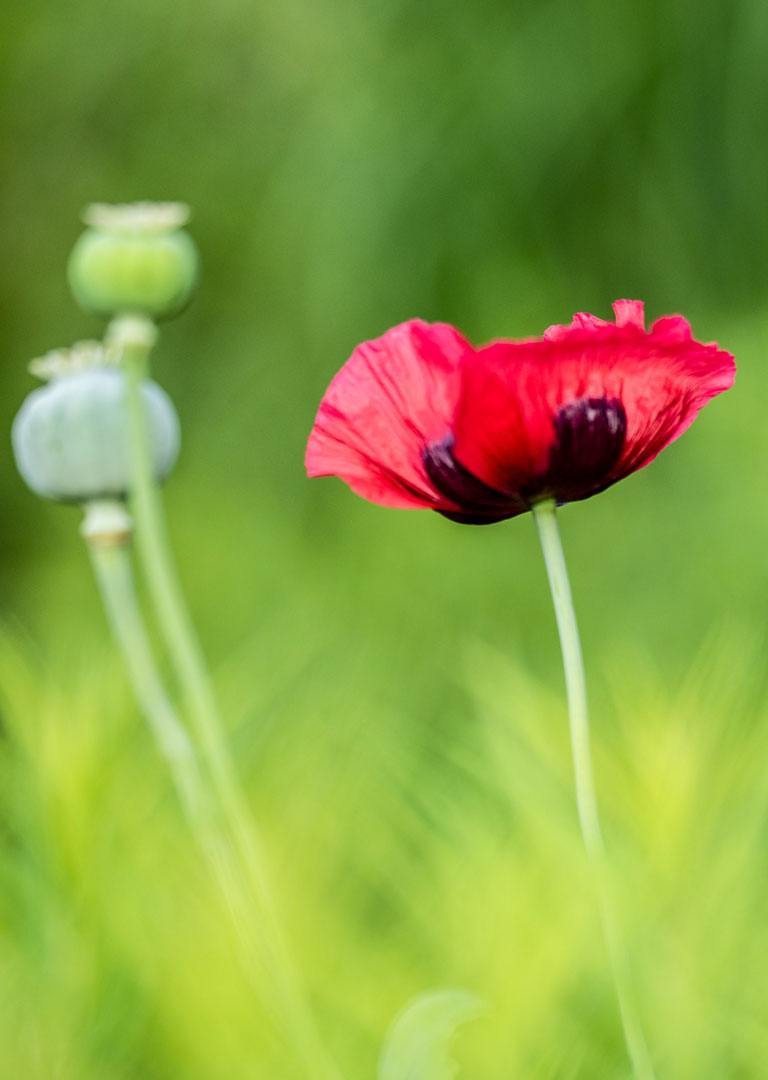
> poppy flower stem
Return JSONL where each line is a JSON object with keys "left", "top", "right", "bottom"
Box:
{"left": 531, "top": 498, "right": 656, "bottom": 1080}
{"left": 107, "top": 315, "right": 343, "bottom": 1080}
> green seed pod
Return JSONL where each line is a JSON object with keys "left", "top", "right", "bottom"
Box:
{"left": 12, "top": 362, "right": 180, "bottom": 503}
{"left": 67, "top": 202, "right": 199, "bottom": 320}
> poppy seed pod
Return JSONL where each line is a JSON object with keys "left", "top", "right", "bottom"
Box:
{"left": 67, "top": 202, "right": 199, "bottom": 320}
{"left": 12, "top": 367, "right": 180, "bottom": 503}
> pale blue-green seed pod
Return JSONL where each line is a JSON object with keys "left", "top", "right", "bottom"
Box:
{"left": 67, "top": 202, "right": 199, "bottom": 321}
{"left": 12, "top": 367, "right": 180, "bottom": 503}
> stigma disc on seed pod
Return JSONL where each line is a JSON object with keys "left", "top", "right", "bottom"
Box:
{"left": 67, "top": 201, "right": 200, "bottom": 321}
{"left": 11, "top": 346, "right": 180, "bottom": 503}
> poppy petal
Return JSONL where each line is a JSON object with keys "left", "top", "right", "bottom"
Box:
{"left": 542, "top": 299, "right": 645, "bottom": 343}
{"left": 612, "top": 299, "right": 646, "bottom": 329}
{"left": 611, "top": 329, "right": 735, "bottom": 476}
{"left": 451, "top": 305, "right": 735, "bottom": 504}
{"left": 305, "top": 319, "right": 470, "bottom": 510}
{"left": 450, "top": 342, "right": 557, "bottom": 495}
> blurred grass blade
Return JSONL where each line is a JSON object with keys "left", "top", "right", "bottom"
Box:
{"left": 378, "top": 989, "right": 484, "bottom": 1080}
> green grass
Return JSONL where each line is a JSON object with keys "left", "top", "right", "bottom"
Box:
{"left": 2, "top": 536, "right": 767, "bottom": 1077}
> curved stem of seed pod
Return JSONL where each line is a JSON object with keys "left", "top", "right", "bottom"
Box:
{"left": 84, "top": 503, "right": 203, "bottom": 822}
{"left": 84, "top": 504, "right": 341, "bottom": 1080}
{"left": 107, "top": 316, "right": 342, "bottom": 1080}
{"left": 531, "top": 498, "right": 655, "bottom": 1080}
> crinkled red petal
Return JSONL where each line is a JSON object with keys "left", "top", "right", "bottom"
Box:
{"left": 611, "top": 323, "right": 735, "bottom": 478}
{"left": 305, "top": 319, "right": 470, "bottom": 510}
{"left": 452, "top": 303, "right": 735, "bottom": 500}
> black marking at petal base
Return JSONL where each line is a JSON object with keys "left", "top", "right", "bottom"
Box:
{"left": 422, "top": 434, "right": 522, "bottom": 524}
{"left": 544, "top": 397, "right": 626, "bottom": 500}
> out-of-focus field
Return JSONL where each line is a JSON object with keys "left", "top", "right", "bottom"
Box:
{"left": 2, "top": 0, "right": 768, "bottom": 1076}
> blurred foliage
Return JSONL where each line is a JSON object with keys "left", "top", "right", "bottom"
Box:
{"left": 378, "top": 989, "right": 483, "bottom": 1080}
{"left": 2, "top": 624, "right": 768, "bottom": 1077}
{"left": 1, "top": 0, "right": 768, "bottom": 1076}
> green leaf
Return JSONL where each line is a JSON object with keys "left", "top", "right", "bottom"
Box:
{"left": 378, "top": 989, "right": 484, "bottom": 1080}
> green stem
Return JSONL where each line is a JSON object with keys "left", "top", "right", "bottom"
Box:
{"left": 86, "top": 512, "right": 338, "bottom": 1077}
{"left": 531, "top": 498, "right": 655, "bottom": 1080}
{"left": 86, "top": 519, "right": 203, "bottom": 825}
{"left": 108, "top": 316, "right": 341, "bottom": 1080}
{"left": 85, "top": 528, "right": 293, "bottom": 1015}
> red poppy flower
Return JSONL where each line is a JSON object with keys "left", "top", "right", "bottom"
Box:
{"left": 306, "top": 301, "right": 735, "bottom": 524}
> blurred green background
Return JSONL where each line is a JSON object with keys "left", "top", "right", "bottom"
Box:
{"left": 2, "top": 0, "right": 768, "bottom": 1076}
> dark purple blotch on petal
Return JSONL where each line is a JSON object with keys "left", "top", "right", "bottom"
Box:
{"left": 542, "top": 396, "right": 627, "bottom": 500}
{"left": 422, "top": 435, "right": 524, "bottom": 524}
{"left": 424, "top": 397, "right": 626, "bottom": 523}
